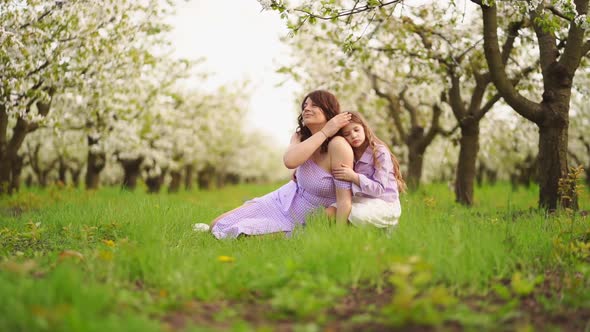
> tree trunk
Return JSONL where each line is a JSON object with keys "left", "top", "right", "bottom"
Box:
{"left": 168, "top": 170, "right": 182, "bottom": 193}
{"left": 0, "top": 118, "right": 27, "bottom": 195}
{"left": 57, "top": 158, "right": 67, "bottom": 185}
{"left": 184, "top": 164, "right": 194, "bottom": 191}
{"left": 197, "top": 164, "right": 215, "bottom": 190}
{"left": 71, "top": 168, "right": 81, "bottom": 188}
{"left": 38, "top": 171, "right": 49, "bottom": 188}
{"left": 146, "top": 176, "right": 161, "bottom": 193}
{"left": 538, "top": 120, "right": 569, "bottom": 210}
{"left": 85, "top": 136, "right": 106, "bottom": 190}
{"left": 407, "top": 145, "right": 424, "bottom": 191}
{"left": 454, "top": 124, "right": 479, "bottom": 206}
{"left": 0, "top": 158, "right": 13, "bottom": 194}
{"left": 216, "top": 173, "right": 226, "bottom": 189}
{"left": 476, "top": 161, "right": 490, "bottom": 187}
{"left": 146, "top": 167, "right": 167, "bottom": 194}
{"left": 120, "top": 157, "right": 143, "bottom": 190}
{"left": 25, "top": 174, "right": 33, "bottom": 188}
{"left": 10, "top": 154, "right": 24, "bottom": 193}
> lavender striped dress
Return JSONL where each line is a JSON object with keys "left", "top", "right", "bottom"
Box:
{"left": 211, "top": 159, "right": 351, "bottom": 239}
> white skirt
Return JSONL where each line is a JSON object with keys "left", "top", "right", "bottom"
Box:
{"left": 348, "top": 196, "right": 401, "bottom": 228}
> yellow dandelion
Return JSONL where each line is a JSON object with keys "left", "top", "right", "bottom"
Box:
{"left": 102, "top": 239, "right": 115, "bottom": 247}
{"left": 217, "top": 255, "right": 235, "bottom": 263}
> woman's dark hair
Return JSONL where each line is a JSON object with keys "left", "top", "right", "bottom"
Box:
{"left": 295, "top": 90, "right": 341, "bottom": 153}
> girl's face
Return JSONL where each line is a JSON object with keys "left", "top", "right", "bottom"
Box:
{"left": 301, "top": 98, "right": 327, "bottom": 126}
{"left": 341, "top": 122, "right": 366, "bottom": 148}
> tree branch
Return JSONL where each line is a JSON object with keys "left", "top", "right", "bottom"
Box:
{"left": 438, "top": 123, "right": 460, "bottom": 137}
{"left": 475, "top": 93, "right": 501, "bottom": 121}
{"left": 293, "top": 0, "right": 402, "bottom": 21}
{"left": 479, "top": 4, "right": 542, "bottom": 123}
{"left": 545, "top": 5, "right": 573, "bottom": 21}
{"left": 399, "top": 88, "right": 419, "bottom": 129}
{"left": 26, "top": 59, "right": 51, "bottom": 78}
{"left": 420, "top": 103, "right": 442, "bottom": 150}
{"left": 367, "top": 69, "right": 407, "bottom": 139}
{"left": 558, "top": 0, "right": 589, "bottom": 75}
{"left": 448, "top": 70, "right": 467, "bottom": 120}
{"left": 20, "top": 8, "right": 53, "bottom": 29}
{"left": 502, "top": 19, "right": 525, "bottom": 66}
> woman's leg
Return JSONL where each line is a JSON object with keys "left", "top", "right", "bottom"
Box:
{"left": 210, "top": 203, "right": 253, "bottom": 228}
{"left": 325, "top": 206, "right": 337, "bottom": 219}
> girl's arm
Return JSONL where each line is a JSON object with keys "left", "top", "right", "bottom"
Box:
{"left": 328, "top": 137, "right": 353, "bottom": 225}
{"left": 355, "top": 146, "right": 395, "bottom": 197}
{"left": 332, "top": 164, "right": 360, "bottom": 186}
{"left": 283, "top": 112, "right": 352, "bottom": 169}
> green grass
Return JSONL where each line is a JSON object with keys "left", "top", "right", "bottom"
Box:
{"left": 1, "top": 182, "right": 589, "bottom": 331}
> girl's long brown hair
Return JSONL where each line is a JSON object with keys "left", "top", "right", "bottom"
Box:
{"left": 296, "top": 90, "right": 341, "bottom": 153}
{"left": 345, "top": 111, "right": 407, "bottom": 193}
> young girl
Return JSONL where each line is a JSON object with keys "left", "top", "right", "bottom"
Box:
{"left": 328, "top": 111, "right": 405, "bottom": 229}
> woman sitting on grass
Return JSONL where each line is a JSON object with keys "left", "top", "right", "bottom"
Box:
{"left": 328, "top": 111, "right": 406, "bottom": 230}
{"left": 193, "top": 90, "right": 353, "bottom": 239}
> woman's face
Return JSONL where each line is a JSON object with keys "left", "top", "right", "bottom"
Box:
{"left": 301, "top": 97, "right": 327, "bottom": 127}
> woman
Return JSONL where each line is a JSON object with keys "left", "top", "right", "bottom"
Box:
{"left": 194, "top": 90, "right": 354, "bottom": 239}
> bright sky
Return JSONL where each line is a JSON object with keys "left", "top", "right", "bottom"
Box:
{"left": 167, "top": 0, "right": 300, "bottom": 148}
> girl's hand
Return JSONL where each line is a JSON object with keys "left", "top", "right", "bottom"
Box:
{"left": 332, "top": 163, "right": 358, "bottom": 183}
{"left": 322, "top": 112, "right": 352, "bottom": 137}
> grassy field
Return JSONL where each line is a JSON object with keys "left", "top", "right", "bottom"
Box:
{"left": 0, "top": 182, "right": 589, "bottom": 332}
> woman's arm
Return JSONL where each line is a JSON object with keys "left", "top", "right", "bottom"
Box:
{"left": 283, "top": 131, "right": 327, "bottom": 169}
{"left": 329, "top": 137, "right": 353, "bottom": 225}
{"left": 283, "top": 112, "right": 352, "bottom": 169}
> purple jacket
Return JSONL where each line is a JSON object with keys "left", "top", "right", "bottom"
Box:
{"left": 352, "top": 144, "right": 399, "bottom": 203}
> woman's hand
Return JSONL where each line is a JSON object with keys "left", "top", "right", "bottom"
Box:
{"left": 332, "top": 163, "right": 359, "bottom": 184}
{"left": 321, "top": 112, "right": 352, "bottom": 137}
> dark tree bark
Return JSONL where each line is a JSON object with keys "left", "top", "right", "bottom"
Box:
{"left": 184, "top": 164, "right": 194, "bottom": 191}
{"left": 57, "top": 157, "right": 67, "bottom": 185}
{"left": 145, "top": 168, "right": 167, "bottom": 194}
{"left": 85, "top": 135, "right": 106, "bottom": 190}
{"left": 510, "top": 154, "right": 537, "bottom": 190}
{"left": 474, "top": 1, "right": 589, "bottom": 210}
{"left": 119, "top": 157, "right": 143, "bottom": 191}
{"left": 0, "top": 88, "right": 55, "bottom": 195}
{"left": 455, "top": 125, "right": 479, "bottom": 205}
{"left": 25, "top": 174, "right": 33, "bottom": 188}
{"left": 71, "top": 168, "right": 82, "bottom": 188}
{"left": 28, "top": 143, "right": 58, "bottom": 188}
{"left": 476, "top": 161, "right": 498, "bottom": 187}
{"left": 168, "top": 170, "right": 182, "bottom": 193}
{"left": 10, "top": 154, "right": 24, "bottom": 193}
{"left": 197, "top": 164, "right": 215, "bottom": 190}
{"left": 406, "top": 145, "right": 424, "bottom": 190}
